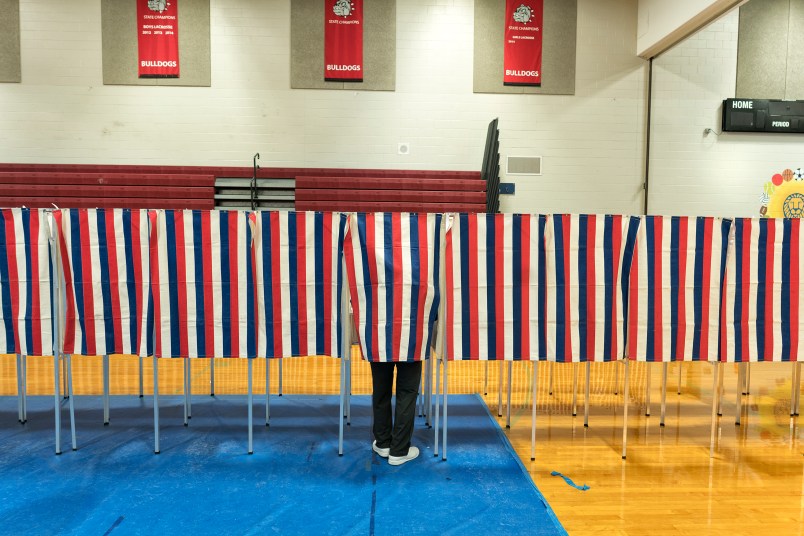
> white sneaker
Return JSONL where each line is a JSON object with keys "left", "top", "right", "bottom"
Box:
{"left": 372, "top": 441, "right": 389, "bottom": 458}
{"left": 388, "top": 446, "right": 419, "bottom": 466}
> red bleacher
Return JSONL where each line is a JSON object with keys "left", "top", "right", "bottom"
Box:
{"left": 0, "top": 164, "right": 486, "bottom": 213}
{"left": 0, "top": 171, "right": 215, "bottom": 209}
{"left": 294, "top": 175, "right": 486, "bottom": 213}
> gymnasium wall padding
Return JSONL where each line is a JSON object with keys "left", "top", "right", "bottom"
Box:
{"left": 101, "top": 0, "right": 211, "bottom": 87}
{"left": 290, "top": 0, "right": 396, "bottom": 91}
{"left": 0, "top": 0, "right": 20, "bottom": 83}
{"left": 473, "top": 0, "right": 577, "bottom": 95}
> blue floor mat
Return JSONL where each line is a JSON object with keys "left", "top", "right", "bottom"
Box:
{"left": 0, "top": 394, "right": 565, "bottom": 536}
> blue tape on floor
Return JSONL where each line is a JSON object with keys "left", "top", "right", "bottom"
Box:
{"left": 551, "top": 471, "right": 590, "bottom": 491}
{"left": 101, "top": 516, "right": 125, "bottom": 536}
{"left": 0, "top": 394, "right": 566, "bottom": 535}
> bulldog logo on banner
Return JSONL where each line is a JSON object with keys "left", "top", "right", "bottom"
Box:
{"left": 513, "top": 4, "right": 533, "bottom": 23}
{"left": 504, "top": 1, "right": 543, "bottom": 86}
{"left": 333, "top": 0, "right": 354, "bottom": 17}
{"left": 137, "top": 0, "right": 180, "bottom": 78}
{"left": 148, "top": 0, "right": 169, "bottom": 12}
{"left": 324, "top": 0, "right": 363, "bottom": 82}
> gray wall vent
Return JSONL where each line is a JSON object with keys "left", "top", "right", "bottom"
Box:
{"left": 506, "top": 156, "right": 542, "bottom": 175}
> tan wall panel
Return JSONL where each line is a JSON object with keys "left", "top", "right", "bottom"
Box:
{"left": 102, "top": 0, "right": 211, "bottom": 86}
{"left": 473, "top": 0, "right": 576, "bottom": 95}
{"left": 291, "top": 0, "right": 396, "bottom": 91}
{"left": 0, "top": 0, "right": 21, "bottom": 83}
{"left": 736, "top": 0, "right": 789, "bottom": 99}
{"left": 786, "top": 0, "right": 804, "bottom": 99}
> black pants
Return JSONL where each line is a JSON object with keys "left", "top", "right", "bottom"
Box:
{"left": 370, "top": 361, "right": 422, "bottom": 457}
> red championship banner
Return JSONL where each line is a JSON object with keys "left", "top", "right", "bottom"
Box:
{"left": 324, "top": 0, "right": 363, "bottom": 82}
{"left": 137, "top": 0, "right": 180, "bottom": 78}
{"left": 503, "top": 1, "right": 543, "bottom": 86}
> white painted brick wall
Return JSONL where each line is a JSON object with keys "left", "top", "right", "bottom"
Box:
{"left": 650, "top": 9, "right": 804, "bottom": 218}
{"left": 0, "top": 0, "right": 646, "bottom": 215}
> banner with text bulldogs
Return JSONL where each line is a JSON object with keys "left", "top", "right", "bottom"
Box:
{"left": 503, "top": 0, "right": 543, "bottom": 86}
{"left": 137, "top": 0, "right": 180, "bottom": 78}
{"left": 324, "top": 0, "right": 363, "bottom": 82}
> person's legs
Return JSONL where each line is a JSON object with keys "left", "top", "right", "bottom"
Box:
{"left": 389, "top": 361, "right": 423, "bottom": 457}
{"left": 370, "top": 362, "right": 395, "bottom": 448}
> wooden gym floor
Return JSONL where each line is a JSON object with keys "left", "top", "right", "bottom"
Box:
{"left": 1, "top": 353, "right": 802, "bottom": 535}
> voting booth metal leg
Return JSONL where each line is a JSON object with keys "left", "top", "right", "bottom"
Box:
{"left": 660, "top": 362, "right": 668, "bottom": 427}
{"left": 531, "top": 361, "right": 538, "bottom": 461}
{"left": 183, "top": 359, "right": 189, "bottom": 426}
{"left": 266, "top": 359, "right": 271, "bottom": 426}
{"left": 434, "top": 356, "right": 441, "bottom": 457}
{"left": 710, "top": 363, "right": 721, "bottom": 458}
{"left": 584, "top": 361, "right": 590, "bottom": 428}
{"left": 796, "top": 362, "right": 802, "bottom": 416}
{"left": 346, "top": 358, "right": 352, "bottom": 426}
{"left": 506, "top": 361, "right": 512, "bottom": 429}
{"left": 795, "top": 363, "right": 802, "bottom": 415}
{"left": 790, "top": 363, "right": 796, "bottom": 417}
{"left": 49, "top": 217, "right": 63, "bottom": 454}
{"left": 16, "top": 354, "right": 23, "bottom": 423}
{"left": 497, "top": 361, "right": 503, "bottom": 417}
{"left": 278, "top": 359, "right": 283, "bottom": 397}
{"left": 67, "top": 354, "right": 76, "bottom": 450}
{"left": 417, "top": 365, "right": 424, "bottom": 419}
{"left": 442, "top": 357, "right": 449, "bottom": 461}
{"left": 792, "top": 363, "right": 797, "bottom": 415}
{"left": 53, "top": 353, "right": 62, "bottom": 455}
{"left": 339, "top": 282, "right": 350, "bottom": 456}
{"left": 21, "top": 355, "right": 28, "bottom": 421}
{"left": 48, "top": 222, "right": 62, "bottom": 454}
{"left": 432, "top": 293, "right": 446, "bottom": 454}
{"left": 343, "top": 356, "right": 348, "bottom": 420}
{"left": 210, "top": 358, "right": 215, "bottom": 396}
{"left": 187, "top": 359, "right": 192, "bottom": 418}
{"left": 744, "top": 363, "right": 751, "bottom": 395}
{"left": 247, "top": 359, "right": 253, "bottom": 455}
{"left": 103, "top": 355, "right": 110, "bottom": 425}
{"left": 138, "top": 356, "right": 144, "bottom": 398}
{"left": 428, "top": 357, "right": 433, "bottom": 422}
{"left": 795, "top": 363, "right": 801, "bottom": 415}
{"left": 717, "top": 365, "right": 724, "bottom": 417}
{"left": 417, "top": 381, "right": 423, "bottom": 419}
{"left": 621, "top": 360, "right": 630, "bottom": 460}
{"left": 153, "top": 356, "right": 160, "bottom": 454}
{"left": 645, "top": 363, "right": 651, "bottom": 417}
{"left": 572, "top": 363, "right": 578, "bottom": 417}
{"left": 62, "top": 352, "right": 68, "bottom": 399}
{"left": 791, "top": 362, "right": 800, "bottom": 417}
{"left": 339, "top": 356, "right": 345, "bottom": 456}
{"left": 736, "top": 363, "right": 744, "bottom": 425}
{"left": 417, "top": 359, "right": 427, "bottom": 420}
{"left": 424, "top": 357, "right": 432, "bottom": 426}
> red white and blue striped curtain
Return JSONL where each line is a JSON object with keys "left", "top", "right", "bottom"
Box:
{"left": 627, "top": 216, "right": 732, "bottom": 362}
{"left": 254, "top": 211, "right": 347, "bottom": 358}
{"left": 723, "top": 218, "right": 803, "bottom": 362}
{"left": 544, "top": 214, "right": 640, "bottom": 362}
{"left": 150, "top": 210, "right": 255, "bottom": 358}
{"left": 54, "top": 209, "right": 151, "bottom": 357}
{"left": 0, "top": 208, "right": 53, "bottom": 356}
{"left": 444, "top": 213, "right": 545, "bottom": 361}
{"left": 343, "top": 212, "right": 444, "bottom": 363}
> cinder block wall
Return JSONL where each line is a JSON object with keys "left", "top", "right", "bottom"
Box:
{"left": 650, "top": 9, "right": 804, "bottom": 218}
{"left": 2, "top": 0, "right": 648, "bottom": 215}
